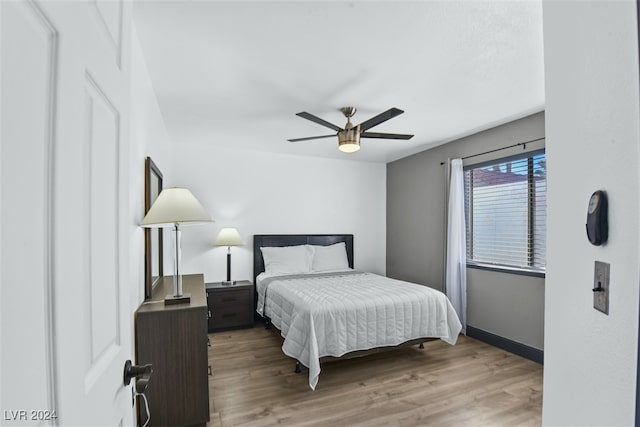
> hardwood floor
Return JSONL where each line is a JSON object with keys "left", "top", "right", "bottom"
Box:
{"left": 207, "top": 326, "right": 542, "bottom": 426}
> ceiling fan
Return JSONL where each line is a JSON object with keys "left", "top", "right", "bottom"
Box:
{"left": 287, "top": 106, "right": 414, "bottom": 153}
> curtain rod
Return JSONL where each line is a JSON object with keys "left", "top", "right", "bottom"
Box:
{"left": 439, "top": 136, "right": 545, "bottom": 165}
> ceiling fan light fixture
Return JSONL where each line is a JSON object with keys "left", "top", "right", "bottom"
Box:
{"left": 338, "top": 141, "right": 360, "bottom": 153}
{"left": 289, "top": 106, "right": 412, "bottom": 152}
{"left": 338, "top": 128, "right": 361, "bottom": 153}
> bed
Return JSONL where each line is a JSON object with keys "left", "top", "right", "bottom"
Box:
{"left": 253, "top": 234, "right": 462, "bottom": 389}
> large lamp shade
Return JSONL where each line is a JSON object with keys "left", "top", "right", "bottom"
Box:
{"left": 141, "top": 187, "right": 211, "bottom": 227}
{"left": 140, "top": 187, "right": 212, "bottom": 304}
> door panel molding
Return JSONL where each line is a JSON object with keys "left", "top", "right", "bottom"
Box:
{"left": 1, "top": 0, "right": 60, "bottom": 418}
{"left": 91, "top": 0, "right": 124, "bottom": 68}
{"left": 83, "top": 71, "right": 122, "bottom": 371}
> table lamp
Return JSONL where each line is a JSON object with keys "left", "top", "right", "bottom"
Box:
{"left": 141, "top": 187, "right": 213, "bottom": 304}
{"left": 214, "top": 227, "right": 242, "bottom": 285}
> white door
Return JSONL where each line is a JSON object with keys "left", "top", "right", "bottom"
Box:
{"left": 1, "top": 1, "right": 134, "bottom": 425}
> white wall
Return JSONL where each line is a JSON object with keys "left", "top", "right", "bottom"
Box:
{"left": 128, "top": 21, "right": 385, "bottom": 298}
{"left": 129, "top": 24, "right": 174, "bottom": 306}
{"left": 542, "top": 1, "right": 640, "bottom": 425}
{"left": 171, "top": 145, "right": 386, "bottom": 283}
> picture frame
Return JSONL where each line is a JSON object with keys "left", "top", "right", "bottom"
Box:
{"left": 144, "top": 156, "right": 164, "bottom": 299}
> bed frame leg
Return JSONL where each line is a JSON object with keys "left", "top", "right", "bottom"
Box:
{"left": 419, "top": 342, "right": 424, "bottom": 349}
{"left": 265, "top": 319, "right": 271, "bottom": 330}
{"left": 295, "top": 362, "right": 302, "bottom": 374}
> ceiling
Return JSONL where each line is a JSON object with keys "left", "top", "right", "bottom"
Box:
{"left": 132, "top": 1, "right": 544, "bottom": 163}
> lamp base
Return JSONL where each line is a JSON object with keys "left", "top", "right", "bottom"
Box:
{"left": 164, "top": 293, "right": 191, "bottom": 305}
{"left": 221, "top": 280, "right": 236, "bottom": 286}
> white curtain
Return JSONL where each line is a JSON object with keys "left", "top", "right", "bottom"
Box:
{"left": 446, "top": 158, "right": 467, "bottom": 333}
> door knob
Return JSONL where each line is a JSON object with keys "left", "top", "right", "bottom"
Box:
{"left": 123, "top": 360, "right": 153, "bottom": 389}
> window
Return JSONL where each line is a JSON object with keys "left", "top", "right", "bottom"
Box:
{"left": 464, "top": 151, "right": 546, "bottom": 273}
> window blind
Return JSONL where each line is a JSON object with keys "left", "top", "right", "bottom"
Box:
{"left": 464, "top": 151, "right": 546, "bottom": 272}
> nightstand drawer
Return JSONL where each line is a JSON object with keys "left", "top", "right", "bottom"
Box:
{"left": 210, "top": 307, "right": 253, "bottom": 329}
{"left": 209, "top": 289, "right": 251, "bottom": 308}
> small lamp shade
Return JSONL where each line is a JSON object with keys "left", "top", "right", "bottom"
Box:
{"left": 141, "top": 187, "right": 212, "bottom": 227}
{"left": 214, "top": 228, "right": 243, "bottom": 247}
{"left": 215, "top": 228, "right": 242, "bottom": 284}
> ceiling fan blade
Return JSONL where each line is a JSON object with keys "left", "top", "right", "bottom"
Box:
{"left": 357, "top": 108, "right": 405, "bottom": 131}
{"left": 287, "top": 134, "right": 336, "bottom": 142}
{"left": 361, "top": 132, "right": 414, "bottom": 140}
{"left": 296, "top": 112, "right": 342, "bottom": 132}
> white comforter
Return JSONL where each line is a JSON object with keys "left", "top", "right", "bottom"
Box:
{"left": 256, "top": 271, "right": 462, "bottom": 389}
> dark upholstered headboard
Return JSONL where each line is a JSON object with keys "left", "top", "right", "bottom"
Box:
{"left": 253, "top": 234, "right": 354, "bottom": 284}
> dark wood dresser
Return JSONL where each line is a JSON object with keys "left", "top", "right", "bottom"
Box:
{"left": 135, "top": 274, "right": 209, "bottom": 427}
{"left": 206, "top": 280, "right": 254, "bottom": 332}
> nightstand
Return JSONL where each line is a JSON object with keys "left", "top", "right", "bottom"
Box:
{"left": 205, "top": 280, "right": 254, "bottom": 332}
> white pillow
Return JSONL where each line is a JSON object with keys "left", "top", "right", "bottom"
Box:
{"left": 260, "top": 245, "right": 313, "bottom": 276}
{"left": 310, "top": 242, "right": 350, "bottom": 272}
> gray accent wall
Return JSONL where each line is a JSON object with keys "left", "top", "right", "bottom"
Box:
{"left": 386, "top": 111, "right": 545, "bottom": 350}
